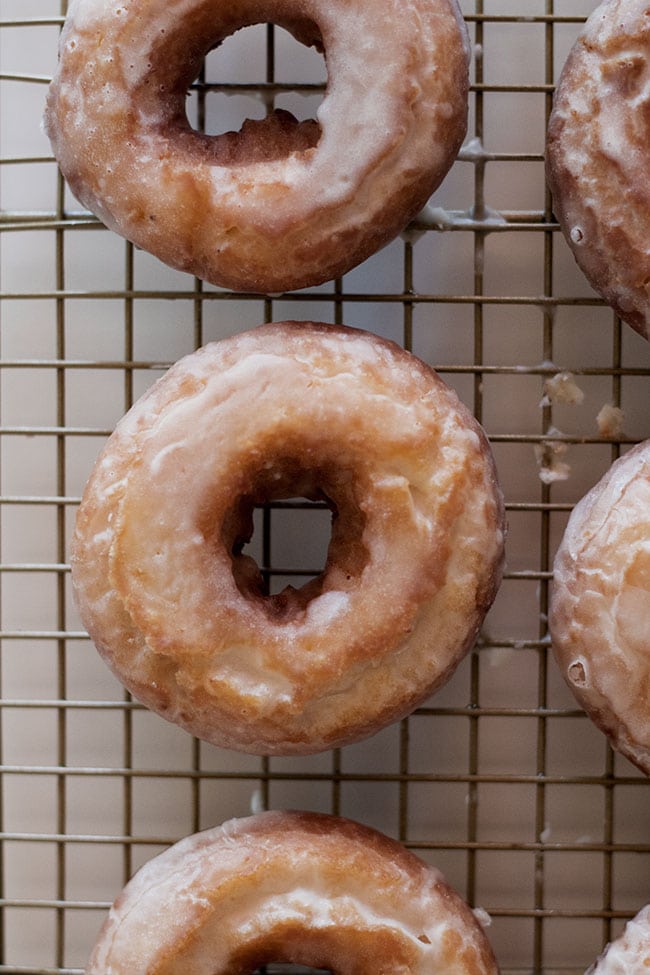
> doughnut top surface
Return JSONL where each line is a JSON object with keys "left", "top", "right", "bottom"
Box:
{"left": 43, "top": 0, "right": 470, "bottom": 293}
{"left": 86, "top": 810, "right": 501, "bottom": 975}
{"left": 71, "top": 322, "right": 505, "bottom": 755}
{"left": 550, "top": 440, "right": 650, "bottom": 776}
{"left": 546, "top": 0, "right": 650, "bottom": 340}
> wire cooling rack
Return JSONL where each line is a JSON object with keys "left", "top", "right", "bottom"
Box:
{"left": 1, "top": 1, "right": 649, "bottom": 973}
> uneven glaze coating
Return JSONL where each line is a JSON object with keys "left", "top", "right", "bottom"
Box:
{"left": 546, "top": 0, "right": 650, "bottom": 340}
{"left": 549, "top": 441, "right": 650, "bottom": 775}
{"left": 70, "top": 322, "right": 505, "bottom": 755}
{"left": 586, "top": 905, "right": 650, "bottom": 974}
{"left": 43, "top": 0, "right": 469, "bottom": 294}
{"left": 86, "top": 810, "right": 500, "bottom": 975}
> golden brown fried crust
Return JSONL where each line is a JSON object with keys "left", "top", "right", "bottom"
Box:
{"left": 43, "top": 0, "right": 469, "bottom": 293}
{"left": 546, "top": 0, "right": 650, "bottom": 340}
{"left": 71, "top": 322, "right": 505, "bottom": 755}
{"left": 86, "top": 811, "right": 500, "bottom": 975}
{"left": 549, "top": 441, "right": 650, "bottom": 776}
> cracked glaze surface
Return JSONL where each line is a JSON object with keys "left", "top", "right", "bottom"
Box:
{"left": 44, "top": 0, "right": 469, "bottom": 293}
{"left": 585, "top": 904, "right": 650, "bottom": 974}
{"left": 85, "top": 811, "right": 500, "bottom": 975}
{"left": 546, "top": 0, "right": 650, "bottom": 340}
{"left": 549, "top": 441, "right": 650, "bottom": 776}
{"left": 70, "top": 322, "right": 505, "bottom": 756}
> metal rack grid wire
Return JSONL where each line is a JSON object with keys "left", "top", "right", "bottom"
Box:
{"left": 1, "top": 1, "right": 649, "bottom": 973}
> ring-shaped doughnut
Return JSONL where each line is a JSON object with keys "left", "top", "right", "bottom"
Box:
{"left": 546, "top": 0, "right": 650, "bottom": 340}
{"left": 585, "top": 905, "right": 650, "bottom": 974}
{"left": 85, "top": 810, "right": 500, "bottom": 975}
{"left": 43, "top": 0, "right": 470, "bottom": 294}
{"left": 70, "top": 322, "right": 505, "bottom": 756}
{"left": 549, "top": 441, "right": 650, "bottom": 776}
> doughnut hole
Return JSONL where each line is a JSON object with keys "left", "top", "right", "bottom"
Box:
{"left": 220, "top": 462, "right": 368, "bottom": 621}
{"left": 185, "top": 22, "right": 327, "bottom": 160}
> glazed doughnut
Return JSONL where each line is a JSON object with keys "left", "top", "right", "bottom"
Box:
{"left": 546, "top": 0, "right": 650, "bottom": 341}
{"left": 549, "top": 441, "right": 650, "bottom": 775}
{"left": 86, "top": 810, "right": 500, "bottom": 974}
{"left": 43, "top": 0, "right": 470, "bottom": 294}
{"left": 70, "top": 321, "right": 505, "bottom": 756}
{"left": 586, "top": 905, "right": 650, "bottom": 974}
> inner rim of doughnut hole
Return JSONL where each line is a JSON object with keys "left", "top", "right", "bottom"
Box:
{"left": 228, "top": 922, "right": 422, "bottom": 974}
{"left": 252, "top": 967, "right": 330, "bottom": 975}
{"left": 220, "top": 462, "right": 368, "bottom": 621}
{"left": 185, "top": 21, "right": 327, "bottom": 163}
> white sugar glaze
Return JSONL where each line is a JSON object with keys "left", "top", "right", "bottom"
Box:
{"left": 44, "top": 0, "right": 470, "bottom": 293}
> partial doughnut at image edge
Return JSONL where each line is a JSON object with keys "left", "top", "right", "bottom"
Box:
{"left": 85, "top": 810, "right": 501, "bottom": 974}
{"left": 585, "top": 904, "right": 650, "bottom": 974}
{"left": 546, "top": 0, "right": 650, "bottom": 341}
{"left": 70, "top": 321, "right": 506, "bottom": 756}
{"left": 549, "top": 440, "right": 650, "bottom": 776}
